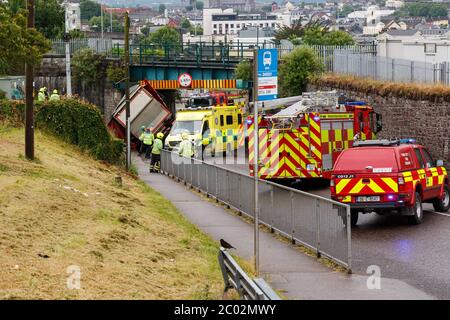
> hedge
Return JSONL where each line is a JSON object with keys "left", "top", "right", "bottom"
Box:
{"left": 0, "top": 98, "right": 124, "bottom": 164}
{"left": 311, "top": 74, "right": 450, "bottom": 102}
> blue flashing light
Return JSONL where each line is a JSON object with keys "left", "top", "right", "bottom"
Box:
{"left": 345, "top": 101, "right": 366, "bottom": 106}
{"left": 246, "top": 119, "right": 253, "bottom": 125}
{"left": 399, "top": 138, "right": 416, "bottom": 144}
{"left": 313, "top": 116, "right": 320, "bottom": 121}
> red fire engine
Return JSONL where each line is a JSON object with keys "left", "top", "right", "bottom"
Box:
{"left": 246, "top": 91, "right": 382, "bottom": 180}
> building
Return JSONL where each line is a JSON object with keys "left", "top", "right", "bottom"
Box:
{"left": 377, "top": 29, "right": 450, "bottom": 63}
{"left": 203, "top": 8, "right": 281, "bottom": 36}
{"left": 234, "top": 26, "right": 275, "bottom": 44}
{"left": 204, "top": 0, "right": 256, "bottom": 12}
{"left": 66, "top": 2, "right": 81, "bottom": 31}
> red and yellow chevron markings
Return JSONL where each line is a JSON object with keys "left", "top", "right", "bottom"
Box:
{"left": 335, "top": 177, "right": 398, "bottom": 195}
{"left": 142, "top": 79, "right": 237, "bottom": 90}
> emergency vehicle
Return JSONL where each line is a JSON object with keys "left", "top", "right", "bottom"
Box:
{"left": 186, "top": 92, "right": 246, "bottom": 108}
{"left": 164, "top": 105, "right": 244, "bottom": 157}
{"left": 331, "top": 139, "right": 449, "bottom": 226}
{"left": 245, "top": 91, "right": 382, "bottom": 180}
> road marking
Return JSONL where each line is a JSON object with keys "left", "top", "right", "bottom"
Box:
{"left": 426, "top": 210, "right": 450, "bottom": 217}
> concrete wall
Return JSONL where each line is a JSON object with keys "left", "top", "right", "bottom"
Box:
{"left": 309, "top": 84, "right": 450, "bottom": 167}
{"left": 35, "top": 55, "right": 123, "bottom": 123}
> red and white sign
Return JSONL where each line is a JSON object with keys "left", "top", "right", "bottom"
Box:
{"left": 178, "top": 73, "right": 193, "bottom": 88}
{"left": 257, "top": 76, "right": 278, "bottom": 97}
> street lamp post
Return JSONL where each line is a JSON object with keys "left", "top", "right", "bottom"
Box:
{"left": 253, "top": 48, "right": 260, "bottom": 276}
{"left": 64, "top": 1, "right": 72, "bottom": 97}
{"left": 25, "top": 0, "right": 35, "bottom": 160}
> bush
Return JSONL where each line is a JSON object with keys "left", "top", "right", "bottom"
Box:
{"left": 0, "top": 98, "right": 124, "bottom": 164}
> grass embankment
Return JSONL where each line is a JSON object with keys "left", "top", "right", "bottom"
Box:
{"left": 0, "top": 127, "right": 223, "bottom": 299}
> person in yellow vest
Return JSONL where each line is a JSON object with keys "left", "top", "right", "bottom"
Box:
{"left": 142, "top": 127, "right": 154, "bottom": 159}
{"left": 150, "top": 132, "right": 164, "bottom": 172}
{"left": 137, "top": 125, "right": 146, "bottom": 155}
{"left": 37, "top": 88, "right": 46, "bottom": 102}
{"left": 49, "top": 89, "right": 60, "bottom": 101}
{"left": 178, "top": 132, "right": 193, "bottom": 158}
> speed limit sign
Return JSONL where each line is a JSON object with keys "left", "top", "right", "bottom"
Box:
{"left": 178, "top": 73, "right": 192, "bottom": 88}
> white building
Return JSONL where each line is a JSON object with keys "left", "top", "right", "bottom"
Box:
{"left": 377, "top": 29, "right": 450, "bottom": 63}
{"left": 66, "top": 3, "right": 81, "bottom": 31}
{"left": 203, "top": 8, "right": 282, "bottom": 36}
{"left": 385, "top": 0, "right": 405, "bottom": 9}
{"left": 234, "top": 26, "right": 275, "bottom": 44}
{"left": 348, "top": 5, "right": 395, "bottom": 22}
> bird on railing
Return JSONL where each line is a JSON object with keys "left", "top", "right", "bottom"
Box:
{"left": 220, "top": 238, "right": 236, "bottom": 250}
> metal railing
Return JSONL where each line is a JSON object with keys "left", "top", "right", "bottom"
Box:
{"left": 48, "top": 38, "right": 113, "bottom": 55}
{"left": 334, "top": 50, "right": 450, "bottom": 85}
{"left": 161, "top": 151, "right": 352, "bottom": 271}
{"left": 218, "top": 248, "right": 281, "bottom": 300}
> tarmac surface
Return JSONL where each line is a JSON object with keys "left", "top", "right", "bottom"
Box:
{"left": 135, "top": 153, "right": 435, "bottom": 299}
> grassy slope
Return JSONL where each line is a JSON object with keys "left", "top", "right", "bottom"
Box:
{"left": 0, "top": 127, "right": 223, "bottom": 299}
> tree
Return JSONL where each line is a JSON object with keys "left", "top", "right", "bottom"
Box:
{"left": 195, "top": 1, "right": 204, "bottom": 11}
{"left": 72, "top": 48, "right": 105, "bottom": 86}
{"left": 159, "top": 4, "right": 166, "bottom": 14}
{"left": 185, "top": 5, "right": 193, "bottom": 12}
{"left": 303, "top": 29, "right": 354, "bottom": 46}
{"left": 4, "top": 0, "right": 65, "bottom": 39}
{"left": 234, "top": 60, "right": 252, "bottom": 81}
{"left": 278, "top": 47, "right": 323, "bottom": 97}
{"left": 80, "top": 0, "right": 101, "bottom": 21}
{"left": 35, "top": 0, "right": 65, "bottom": 38}
{"left": 90, "top": 15, "right": 124, "bottom": 33}
{"left": 0, "top": 4, "right": 51, "bottom": 75}
{"left": 181, "top": 18, "right": 191, "bottom": 29}
{"left": 147, "top": 26, "right": 180, "bottom": 46}
{"left": 338, "top": 4, "right": 354, "bottom": 18}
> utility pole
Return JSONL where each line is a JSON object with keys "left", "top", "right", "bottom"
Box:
{"left": 25, "top": 0, "right": 35, "bottom": 160}
{"left": 252, "top": 48, "right": 260, "bottom": 276}
{"left": 101, "top": 1, "right": 104, "bottom": 38}
{"left": 124, "top": 12, "right": 131, "bottom": 171}
{"left": 110, "top": 9, "right": 113, "bottom": 33}
{"left": 64, "top": 1, "right": 72, "bottom": 97}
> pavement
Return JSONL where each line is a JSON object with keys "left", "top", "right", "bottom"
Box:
{"left": 134, "top": 153, "right": 434, "bottom": 300}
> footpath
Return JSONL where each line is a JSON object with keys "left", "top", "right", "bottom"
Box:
{"left": 134, "top": 154, "right": 433, "bottom": 300}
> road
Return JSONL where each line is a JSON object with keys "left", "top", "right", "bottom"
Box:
{"left": 201, "top": 151, "right": 450, "bottom": 299}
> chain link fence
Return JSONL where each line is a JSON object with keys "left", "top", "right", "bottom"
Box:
{"left": 334, "top": 50, "right": 450, "bottom": 85}
{"left": 161, "top": 150, "right": 352, "bottom": 271}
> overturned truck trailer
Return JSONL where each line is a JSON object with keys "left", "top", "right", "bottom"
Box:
{"left": 108, "top": 81, "right": 173, "bottom": 145}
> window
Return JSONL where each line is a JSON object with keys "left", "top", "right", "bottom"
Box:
{"left": 213, "top": 24, "right": 217, "bottom": 28}
{"left": 422, "top": 149, "right": 434, "bottom": 168}
{"left": 424, "top": 43, "right": 436, "bottom": 54}
{"left": 230, "top": 24, "right": 234, "bottom": 28}
{"left": 220, "top": 115, "right": 224, "bottom": 126}
{"left": 358, "top": 112, "right": 364, "bottom": 132}
{"left": 238, "top": 114, "right": 242, "bottom": 125}
{"left": 226, "top": 115, "right": 233, "bottom": 125}
{"left": 414, "top": 148, "right": 425, "bottom": 168}
{"left": 236, "top": 24, "right": 240, "bottom": 28}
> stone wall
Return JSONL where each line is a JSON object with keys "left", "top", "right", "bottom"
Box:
{"left": 35, "top": 55, "right": 123, "bottom": 123}
{"left": 309, "top": 84, "right": 450, "bottom": 167}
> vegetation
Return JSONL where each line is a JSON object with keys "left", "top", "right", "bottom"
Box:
{"left": 90, "top": 14, "right": 124, "bottom": 33}
{"left": 0, "top": 99, "right": 123, "bottom": 164}
{"left": 312, "top": 73, "right": 450, "bottom": 102}
{"left": 72, "top": 48, "right": 106, "bottom": 86}
{"left": 234, "top": 60, "right": 253, "bottom": 81}
{"left": 303, "top": 29, "right": 355, "bottom": 46}
{"left": 338, "top": 4, "right": 354, "bottom": 18}
{"left": 106, "top": 62, "right": 126, "bottom": 84}
{"left": 3, "top": 0, "right": 65, "bottom": 38}
{"left": 80, "top": 0, "right": 101, "bottom": 21}
{"left": 0, "top": 127, "right": 223, "bottom": 299}
{"left": 279, "top": 47, "right": 324, "bottom": 97}
{"left": 395, "top": 3, "right": 448, "bottom": 18}
{"left": 0, "top": 4, "right": 51, "bottom": 75}
{"left": 195, "top": 1, "right": 204, "bottom": 10}
{"left": 159, "top": 4, "right": 166, "bottom": 14}
{"left": 141, "top": 26, "right": 181, "bottom": 48}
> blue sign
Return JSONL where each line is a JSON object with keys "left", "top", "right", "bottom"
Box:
{"left": 257, "top": 49, "right": 278, "bottom": 101}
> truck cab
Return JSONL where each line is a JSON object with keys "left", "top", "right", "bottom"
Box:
{"left": 331, "top": 139, "right": 449, "bottom": 226}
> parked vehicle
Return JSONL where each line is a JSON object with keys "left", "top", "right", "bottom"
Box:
{"left": 246, "top": 91, "right": 382, "bottom": 180}
{"left": 331, "top": 139, "right": 449, "bottom": 226}
{"left": 165, "top": 105, "right": 244, "bottom": 157}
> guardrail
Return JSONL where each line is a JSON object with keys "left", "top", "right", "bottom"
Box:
{"left": 218, "top": 247, "right": 281, "bottom": 300}
{"left": 161, "top": 151, "right": 352, "bottom": 272}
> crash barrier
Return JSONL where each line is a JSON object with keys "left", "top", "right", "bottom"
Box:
{"left": 161, "top": 150, "right": 352, "bottom": 271}
{"left": 218, "top": 247, "right": 281, "bottom": 300}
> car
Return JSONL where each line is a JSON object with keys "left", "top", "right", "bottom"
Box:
{"left": 330, "top": 139, "right": 449, "bottom": 226}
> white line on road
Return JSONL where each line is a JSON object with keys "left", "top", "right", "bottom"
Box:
{"left": 426, "top": 210, "right": 450, "bottom": 217}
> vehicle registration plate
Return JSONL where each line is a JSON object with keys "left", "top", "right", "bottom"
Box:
{"left": 357, "top": 196, "right": 380, "bottom": 202}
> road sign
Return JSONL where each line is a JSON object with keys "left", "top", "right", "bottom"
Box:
{"left": 257, "top": 49, "right": 278, "bottom": 101}
{"left": 178, "top": 72, "right": 192, "bottom": 88}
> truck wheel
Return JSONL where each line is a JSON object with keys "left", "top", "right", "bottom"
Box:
{"left": 407, "top": 192, "right": 423, "bottom": 225}
{"left": 432, "top": 185, "right": 450, "bottom": 212}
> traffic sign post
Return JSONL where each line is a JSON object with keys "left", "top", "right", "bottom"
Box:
{"left": 178, "top": 73, "right": 193, "bottom": 88}
{"left": 257, "top": 48, "right": 278, "bottom": 101}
